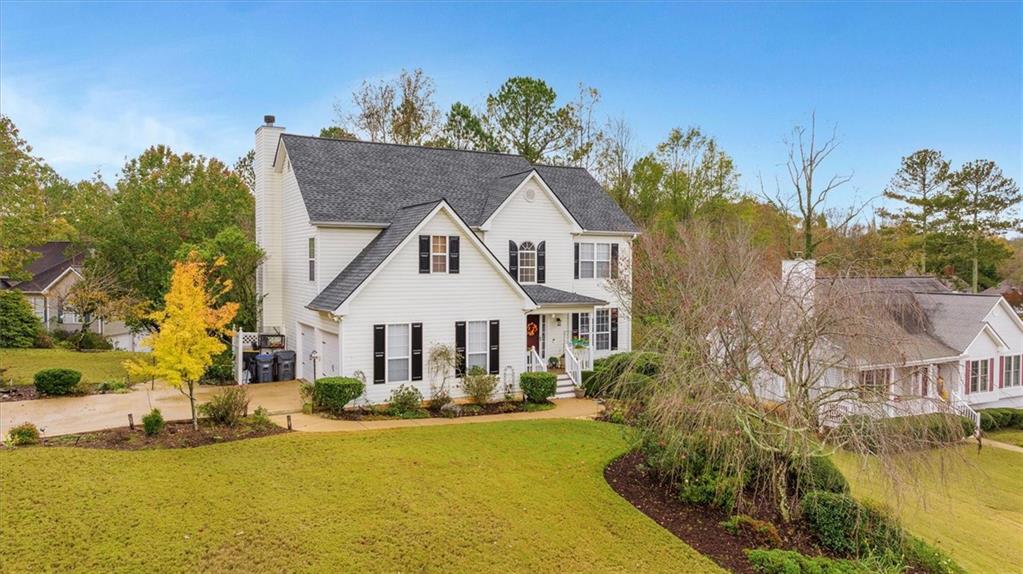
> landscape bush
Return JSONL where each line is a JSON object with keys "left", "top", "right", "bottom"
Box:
{"left": 720, "top": 514, "right": 782, "bottom": 548}
{"left": 587, "top": 351, "right": 661, "bottom": 398}
{"left": 199, "top": 387, "right": 249, "bottom": 427}
{"left": 745, "top": 549, "right": 873, "bottom": 574}
{"left": 837, "top": 413, "right": 974, "bottom": 453}
{"left": 790, "top": 455, "right": 850, "bottom": 497}
{"left": 800, "top": 491, "right": 903, "bottom": 558}
{"left": 902, "top": 535, "right": 968, "bottom": 574}
{"left": 387, "top": 384, "right": 424, "bottom": 418}
{"left": 313, "top": 377, "right": 365, "bottom": 415}
{"left": 142, "top": 408, "right": 165, "bottom": 436}
{"left": 0, "top": 291, "right": 43, "bottom": 348}
{"left": 461, "top": 366, "right": 498, "bottom": 404}
{"left": 519, "top": 371, "right": 557, "bottom": 403}
{"left": 201, "top": 351, "right": 236, "bottom": 385}
{"left": 50, "top": 329, "right": 113, "bottom": 351}
{"left": 34, "top": 368, "right": 82, "bottom": 396}
{"left": 7, "top": 422, "right": 41, "bottom": 446}
{"left": 979, "top": 407, "right": 1023, "bottom": 432}
{"left": 250, "top": 406, "right": 273, "bottom": 428}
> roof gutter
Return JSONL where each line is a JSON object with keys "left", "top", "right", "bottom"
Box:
{"left": 310, "top": 221, "right": 391, "bottom": 229}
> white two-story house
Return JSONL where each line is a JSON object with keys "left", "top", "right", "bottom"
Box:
{"left": 253, "top": 116, "right": 638, "bottom": 401}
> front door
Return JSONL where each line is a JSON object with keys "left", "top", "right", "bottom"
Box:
{"left": 526, "top": 314, "right": 540, "bottom": 353}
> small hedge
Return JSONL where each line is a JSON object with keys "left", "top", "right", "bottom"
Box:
{"left": 903, "top": 535, "right": 969, "bottom": 574}
{"left": 199, "top": 387, "right": 249, "bottom": 427}
{"left": 34, "top": 368, "right": 82, "bottom": 396}
{"left": 979, "top": 407, "right": 1023, "bottom": 432}
{"left": 314, "top": 377, "right": 365, "bottom": 415}
{"left": 7, "top": 422, "right": 40, "bottom": 446}
{"left": 800, "top": 491, "right": 903, "bottom": 558}
{"left": 142, "top": 408, "right": 165, "bottom": 436}
{"left": 520, "top": 372, "right": 557, "bottom": 403}
{"left": 721, "top": 514, "right": 782, "bottom": 548}
{"left": 837, "top": 413, "right": 974, "bottom": 453}
{"left": 791, "top": 455, "right": 850, "bottom": 498}
{"left": 745, "top": 549, "right": 872, "bottom": 574}
{"left": 587, "top": 351, "right": 661, "bottom": 398}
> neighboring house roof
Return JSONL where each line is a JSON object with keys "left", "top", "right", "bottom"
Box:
{"left": 912, "top": 292, "right": 1003, "bottom": 353}
{"left": 819, "top": 275, "right": 952, "bottom": 293}
{"left": 521, "top": 284, "right": 607, "bottom": 306}
{"left": 279, "top": 134, "right": 639, "bottom": 233}
{"left": 0, "top": 242, "right": 84, "bottom": 293}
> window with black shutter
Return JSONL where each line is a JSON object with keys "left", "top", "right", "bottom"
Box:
{"left": 488, "top": 320, "right": 500, "bottom": 374}
{"left": 418, "top": 236, "right": 430, "bottom": 273}
{"left": 448, "top": 236, "right": 460, "bottom": 274}
{"left": 610, "top": 308, "right": 619, "bottom": 350}
{"left": 455, "top": 321, "right": 467, "bottom": 377}
{"left": 571, "top": 313, "right": 579, "bottom": 339}
{"left": 411, "top": 323, "right": 423, "bottom": 381}
{"left": 611, "top": 244, "right": 619, "bottom": 279}
{"left": 574, "top": 243, "right": 580, "bottom": 279}
{"left": 508, "top": 240, "right": 518, "bottom": 277}
{"left": 373, "top": 324, "right": 386, "bottom": 383}
{"left": 537, "top": 241, "right": 546, "bottom": 284}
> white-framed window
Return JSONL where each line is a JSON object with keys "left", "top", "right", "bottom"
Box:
{"left": 911, "top": 367, "right": 930, "bottom": 397}
{"left": 577, "top": 242, "right": 612, "bottom": 279}
{"left": 858, "top": 368, "right": 891, "bottom": 398}
{"left": 518, "top": 241, "right": 537, "bottom": 283}
{"left": 1004, "top": 355, "right": 1021, "bottom": 388}
{"left": 466, "top": 320, "right": 489, "bottom": 372}
{"left": 969, "top": 359, "right": 991, "bottom": 393}
{"left": 575, "top": 312, "right": 591, "bottom": 344}
{"left": 431, "top": 236, "right": 448, "bottom": 273}
{"left": 386, "top": 324, "right": 411, "bottom": 383}
{"left": 308, "top": 237, "right": 316, "bottom": 281}
{"left": 595, "top": 309, "right": 611, "bottom": 351}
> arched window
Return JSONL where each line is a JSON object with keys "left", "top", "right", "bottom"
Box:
{"left": 518, "top": 241, "right": 537, "bottom": 283}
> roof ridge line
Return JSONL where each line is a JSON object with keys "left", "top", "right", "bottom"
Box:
{"left": 282, "top": 133, "right": 532, "bottom": 160}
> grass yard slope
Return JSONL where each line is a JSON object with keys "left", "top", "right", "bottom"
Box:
{"left": 836, "top": 445, "right": 1023, "bottom": 573}
{"left": 0, "top": 348, "right": 145, "bottom": 386}
{"left": 0, "top": 419, "right": 721, "bottom": 574}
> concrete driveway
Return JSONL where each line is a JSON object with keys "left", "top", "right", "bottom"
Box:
{"left": 0, "top": 381, "right": 302, "bottom": 439}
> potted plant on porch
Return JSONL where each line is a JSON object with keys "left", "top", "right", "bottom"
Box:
{"left": 570, "top": 338, "right": 590, "bottom": 398}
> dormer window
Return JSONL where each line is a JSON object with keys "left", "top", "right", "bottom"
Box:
{"left": 517, "top": 241, "right": 537, "bottom": 283}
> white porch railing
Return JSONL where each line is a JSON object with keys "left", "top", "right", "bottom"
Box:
{"left": 526, "top": 348, "right": 546, "bottom": 372}
{"left": 949, "top": 391, "right": 981, "bottom": 433}
{"left": 564, "top": 344, "right": 582, "bottom": 387}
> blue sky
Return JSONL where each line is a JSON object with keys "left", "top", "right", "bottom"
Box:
{"left": 2, "top": 2, "right": 1020, "bottom": 213}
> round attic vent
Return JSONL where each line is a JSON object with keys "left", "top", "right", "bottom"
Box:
{"left": 524, "top": 187, "right": 537, "bottom": 202}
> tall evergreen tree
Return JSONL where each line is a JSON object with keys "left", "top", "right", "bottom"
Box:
{"left": 877, "top": 149, "right": 950, "bottom": 273}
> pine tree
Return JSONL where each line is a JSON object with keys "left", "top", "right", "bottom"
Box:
{"left": 877, "top": 149, "right": 950, "bottom": 273}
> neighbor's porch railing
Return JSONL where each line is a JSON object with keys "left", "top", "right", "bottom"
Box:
{"left": 526, "top": 348, "right": 546, "bottom": 373}
{"left": 564, "top": 343, "right": 582, "bottom": 387}
{"left": 949, "top": 391, "right": 981, "bottom": 434}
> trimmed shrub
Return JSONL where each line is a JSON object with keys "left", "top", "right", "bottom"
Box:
{"left": 199, "top": 387, "right": 249, "bottom": 427}
{"left": 387, "top": 384, "right": 424, "bottom": 418}
{"left": 745, "top": 549, "right": 871, "bottom": 574}
{"left": 461, "top": 366, "right": 498, "bottom": 405}
{"left": 587, "top": 351, "right": 661, "bottom": 398}
{"left": 800, "top": 491, "right": 903, "bottom": 558}
{"left": 7, "top": 422, "right": 40, "bottom": 446}
{"left": 0, "top": 291, "right": 43, "bottom": 348}
{"left": 903, "top": 535, "right": 968, "bottom": 574}
{"left": 34, "top": 368, "right": 82, "bottom": 396}
{"left": 250, "top": 406, "right": 272, "bottom": 428}
{"left": 50, "top": 329, "right": 113, "bottom": 350}
{"left": 313, "top": 377, "right": 365, "bottom": 415}
{"left": 720, "top": 514, "right": 782, "bottom": 548}
{"left": 142, "top": 408, "right": 165, "bottom": 436}
{"left": 980, "top": 407, "right": 1023, "bottom": 432}
{"left": 837, "top": 413, "right": 974, "bottom": 453}
{"left": 678, "top": 469, "right": 741, "bottom": 511}
{"left": 791, "top": 455, "right": 850, "bottom": 497}
{"left": 520, "top": 371, "right": 557, "bottom": 403}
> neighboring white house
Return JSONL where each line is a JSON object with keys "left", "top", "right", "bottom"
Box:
{"left": 252, "top": 116, "right": 638, "bottom": 401}
{"left": 0, "top": 242, "right": 146, "bottom": 351}
{"left": 774, "top": 259, "right": 1023, "bottom": 425}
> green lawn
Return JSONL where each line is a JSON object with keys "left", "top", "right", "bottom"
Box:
{"left": 836, "top": 445, "right": 1023, "bottom": 573}
{"left": 988, "top": 429, "right": 1023, "bottom": 448}
{"left": 0, "top": 348, "right": 146, "bottom": 386}
{"left": 0, "top": 420, "right": 721, "bottom": 573}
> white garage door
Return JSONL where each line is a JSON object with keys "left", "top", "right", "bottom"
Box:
{"left": 320, "top": 331, "right": 340, "bottom": 378}
{"left": 299, "top": 323, "right": 315, "bottom": 380}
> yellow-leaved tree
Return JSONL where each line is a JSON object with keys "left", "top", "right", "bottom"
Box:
{"left": 125, "top": 253, "right": 238, "bottom": 430}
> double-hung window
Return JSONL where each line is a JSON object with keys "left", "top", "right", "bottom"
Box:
{"left": 466, "top": 320, "right": 489, "bottom": 372}
{"left": 1004, "top": 355, "right": 1021, "bottom": 388}
{"left": 517, "top": 242, "right": 537, "bottom": 283}
{"left": 858, "top": 368, "right": 890, "bottom": 399}
{"left": 969, "top": 359, "right": 991, "bottom": 393}
{"left": 431, "top": 236, "right": 448, "bottom": 273}
{"left": 308, "top": 237, "right": 316, "bottom": 281}
{"left": 594, "top": 309, "right": 611, "bottom": 351}
{"left": 387, "top": 324, "right": 411, "bottom": 383}
{"left": 577, "top": 242, "right": 612, "bottom": 279}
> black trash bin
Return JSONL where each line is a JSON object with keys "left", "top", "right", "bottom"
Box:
{"left": 253, "top": 353, "right": 275, "bottom": 383}
{"left": 274, "top": 350, "right": 296, "bottom": 381}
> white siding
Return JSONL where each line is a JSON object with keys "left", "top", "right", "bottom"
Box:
{"left": 254, "top": 125, "right": 285, "bottom": 330}
{"left": 571, "top": 232, "right": 633, "bottom": 359}
{"left": 963, "top": 301, "right": 1023, "bottom": 408}
{"left": 342, "top": 208, "right": 528, "bottom": 403}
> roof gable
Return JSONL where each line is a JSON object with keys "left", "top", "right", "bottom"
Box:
{"left": 478, "top": 171, "right": 581, "bottom": 232}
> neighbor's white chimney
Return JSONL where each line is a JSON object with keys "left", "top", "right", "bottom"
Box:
{"left": 782, "top": 256, "right": 816, "bottom": 306}
{"left": 255, "top": 115, "right": 285, "bottom": 331}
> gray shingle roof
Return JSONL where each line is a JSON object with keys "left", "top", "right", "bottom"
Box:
{"left": 280, "top": 134, "right": 638, "bottom": 233}
{"left": 0, "top": 242, "right": 83, "bottom": 292}
{"left": 820, "top": 276, "right": 952, "bottom": 293}
{"left": 521, "top": 284, "right": 607, "bottom": 306}
{"left": 912, "top": 292, "right": 1001, "bottom": 352}
{"left": 307, "top": 201, "right": 441, "bottom": 312}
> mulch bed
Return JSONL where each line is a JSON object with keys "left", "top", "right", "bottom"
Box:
{"left": 0, "top": 386, "right": 38, "bottom": 402}
{"left": 324, "top": 400, "right": 554, "bottom": 421}
{"left": 35, "top": 420, "right": 288, "bottom": 451}
{"left": 605, "top": 451, "right": 827, "bottom": 574}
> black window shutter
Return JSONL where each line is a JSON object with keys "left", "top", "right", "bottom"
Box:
{"left": 373, "top": 325, "right": 386, "bottom": 384}
{"left": 411, "top": 323, "right": 423, "bottom": 381}
{"left": 571, "top": 313, "right": 579, "bottom": 339}
{"left": 611, "top": 244, "right": 619, "bottom": 279}
{"left": 455, "top": 321, "right": 467, "bottom": 377}
{"left": 488, "top": 320, "right": 500, "bottom": 375}
{"left": 508, "top": 240, "right": 518, "bottom": 278}
{"left": 419, "top": 235, "right": 430, "bottom": 274}
{"left": 574, "top": 243, "right": 580, "bottom": 279}
{"left": 537, "top": 241, "right": 546, "bottom": 284}
{"left": 448, "top": 235, "right": 460, "bottom": 274}
{"left": 610, "top": 308, "right": 619, "bottom": 350}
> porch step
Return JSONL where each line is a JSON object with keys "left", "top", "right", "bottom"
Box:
{"left": 554, "top": 374, "right": 577, "bottom": 399}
